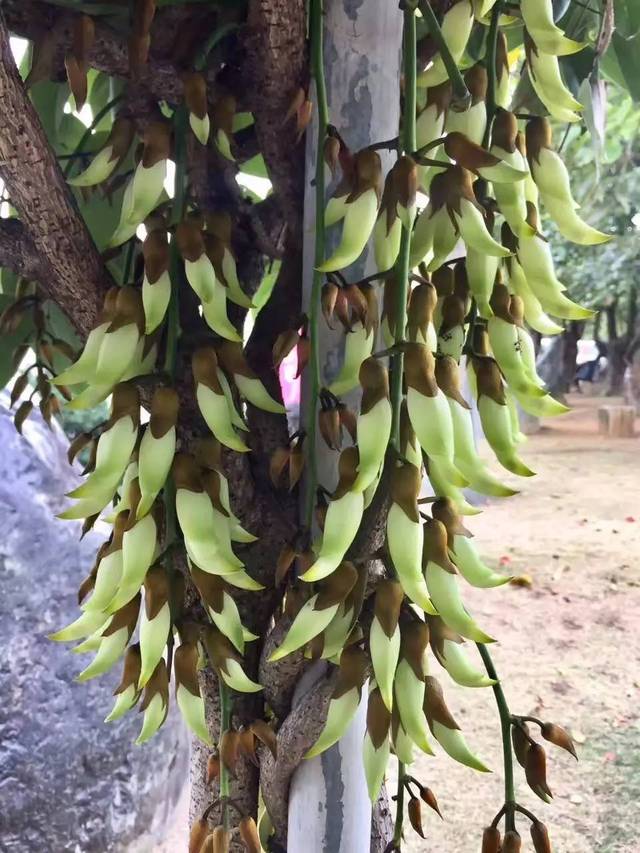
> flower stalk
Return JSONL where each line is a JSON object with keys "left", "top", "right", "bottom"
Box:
{"left": 477, "top": 643, "right": 516, "bottom": 831}
{"left": 218, "top": 675, "right": 232, "bottom": 829}
{"left": 483, "top": 1, "right": 504, "bottom": 147}
{"left": 390, "top": 4, "right": 418, "bottom": 448}
{"left": 304, "top": 0, "right": 330, "bottom": 527}
{"left": 417, "top": 1, "right": 470, "bottom": 108}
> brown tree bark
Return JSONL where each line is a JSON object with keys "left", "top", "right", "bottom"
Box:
{"left": 0, "top": 16, "right": 113, "bottom": 333}
{"left": 605, "top": 286, "right": 637, "bottom": 397}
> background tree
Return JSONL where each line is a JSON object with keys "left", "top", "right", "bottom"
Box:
{"left": 0, "top": 1, "right": 633, "bottom": 851}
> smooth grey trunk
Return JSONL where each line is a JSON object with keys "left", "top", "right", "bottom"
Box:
{"left": 294, "top": 2, "right": 402, "bottom": 851}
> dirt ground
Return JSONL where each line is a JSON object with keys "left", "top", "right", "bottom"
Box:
{"left": 158, "top": 394, "right": 640, "bottom": 852}
{"left": 402, "top": 393, "right": 640, "bottom": 852}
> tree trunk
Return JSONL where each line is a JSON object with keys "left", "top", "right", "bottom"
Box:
{"left": 561, "top": 321, "right": 584, "bottom": 393}
{"left": 606, "top": 338, "right": 627, "bottom": 396}
{"left": 291, "top": 1, "right": 402, "bottom": 850}
{"left": 536, "top": 322, "right": 583, "bottom": 400}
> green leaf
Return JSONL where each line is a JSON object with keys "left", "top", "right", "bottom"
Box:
{"left": 251, "top": 261, "right": 281, "bottom": 318}
{"left": 232, "top": 112, "right": 255, "bottom": 132}
{"left": 239, "top": 153, "right": 269, "bottom": 179}
{"left": 600, "top": 44, "right": 628, "bottom": 90}
{"left": 613, "top": 0, "right": 640, "bottom": 39}
{"left": 610, "top": 31, "right": 640, "bottom": 101}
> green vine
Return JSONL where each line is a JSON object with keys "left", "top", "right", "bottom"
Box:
{"left": 304, "top": 0, "right": 330, "bottom": 528}
{"left": 417, "top": 0, "right": 470, "bottom": 107}
{"left": 477, "top": 644, "right": 516, "bottom": 831}
{"left": 390, "top": 5, "right": 417, "bottom": 449}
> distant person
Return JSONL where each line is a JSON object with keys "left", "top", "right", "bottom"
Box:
{"left": 574, "top": 340, "right": 607, "bottom": 389}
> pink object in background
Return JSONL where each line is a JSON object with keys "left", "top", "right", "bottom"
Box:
{"left": 279, "top": 346, "right": 301, "bottom": 411}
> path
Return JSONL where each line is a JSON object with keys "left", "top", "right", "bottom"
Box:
{"left": 404, "top": 394, "right": 640, "bottom": 852}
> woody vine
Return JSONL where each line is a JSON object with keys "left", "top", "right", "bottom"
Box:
{"left": 0, "top": 0, "right": 611, "bottom": 851}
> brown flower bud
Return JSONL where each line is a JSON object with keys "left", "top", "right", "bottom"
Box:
{"left": 296, "top": 334, "right": 311, "bottom": 377}
{"left": 250, "top": 719, "right": 278, "bottom": 760}
{"left": 189, "top": 817, "right": 209, "bottom": 853}
{"left": 273, "top": 328, "right": 300, "bottom": 368}
{"left": 319, "top": 407, "right": 342, "bottom": 450}
{"left": 283, "top": 87, "right": 306, "bottom": 126}
{"left": 502, "top": 830, "right": 522, "bottom": 852}
{"left": 238, "top": 815, "right": 261, "bottom": 853}
{"left": 211, "top": 826, "right": 231, "bottom": 853}
{"left": 206, "top": 752, "right": 220, "bottom": 784}
{"left": 338, "top": 405, "right": 357, "bottom": 442}
{"left": 324, "top": 135, "right": 341, "bottom": 176}
{"left": 481, "top": 826, "right": 501, "bottom": 853}
{"left": 219, "top": 729, "right": 240, "bottom": 777}
{"left": 14, "top": 400, "right": 33, "bottom": 434}
{"left": 419, "top": 785, "right": 443, "bottom": 819}
{"left": 269, "top": 446, "right": 290, "bottom": 488}
{"left": 321, "top": 280, "right": 339, "bottom": 328}
{"left": 541, "top": 722, "right": 578, "bottom": 760}
{"left": 525, "top": 742, "right": 553, "bottom": 801}
{"left": 530, "top": 820, "right": 552, "bottom": 853}
{"left": 408, "top": 796, "right": 425, "bottom": 838}
{"left": 288, "top": 435, "right": 305, "bottom": 491}
{"left": 512, "top": 721, "right": 531, "bottom": 767}
{"left": 237, "top": 727, "right": 257, "bottom": 762}
{"left": 296, "top": 99, "right": 313, "bottom": 142}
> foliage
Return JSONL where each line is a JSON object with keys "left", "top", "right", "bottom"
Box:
{"left": 0, "top": 0, "right": 631, "bottom": 851}
{"left": 547, "top": 84, "right": 640, "bottom": 333}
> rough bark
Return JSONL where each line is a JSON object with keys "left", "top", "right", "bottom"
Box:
{"left": 0, "top": 218, "right": 48, "bottom": 285}
{"left": 0, "top": 17, "right": 112, "bottom": 333}
{"left": 537, "top": 322, "right": 583, "bottom": 399}
{"left": 605, "top": 286, "right": 637, "bottom": 396}
{"left": 259, "top": 664, "right": 338, "bottom": 850}
{"left": 605, "top": 337, "right": 627, "bottom": 396}
{"left": 371, "top": 787, "right": 394, "bottom": 853}
{"left": 4, "top": 1, "right": 208, "bottom": 107}
{"left": 243, "top": 0, "right": 307, "bottom": 239}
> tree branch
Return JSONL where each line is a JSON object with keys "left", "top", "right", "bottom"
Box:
{"left": 0, "top": 15, "right": 112, "bottom": 334}
{"left": 259, "top": 615, "right": 309, "bottom": 722}
{"left": 4, "top": 1, "right": 193, "bottom": 107}
{"left": 0, "top": 218, "right": 48, "bottom": 284}
{"left": 259, "top": 664, "right": 338, "bottom": 849}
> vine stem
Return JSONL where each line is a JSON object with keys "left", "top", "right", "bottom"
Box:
{"left": 164, "top": 105, "right": 188, "bottom": 381}
{"left": 218, "top": 677, "right": 232, "bottom": 830}
{"left": 393, "top": 762, "right": 406, "bottom": 844}
{"left": 304, "top": 0, "right": 330, "bottom": 528}
{"left": 162, "top": 105, "right": 188, "bottom": 680}
{"left": 389, "top": 9, "right": 418, "bottom": 843}
{"left": 389, "top": 6, "right": 417, "bottom": 449}
{"left": 477, "top": 643, "right": 516, "bottom": 831}
{"left": 417, "top": 0, "right": 470, "bottom": 107}
{"left": 482, "top": 0, "right": 503, "bottom": 148}
{"left": 63, "top": 93, "right": 124, "bottom": 178}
